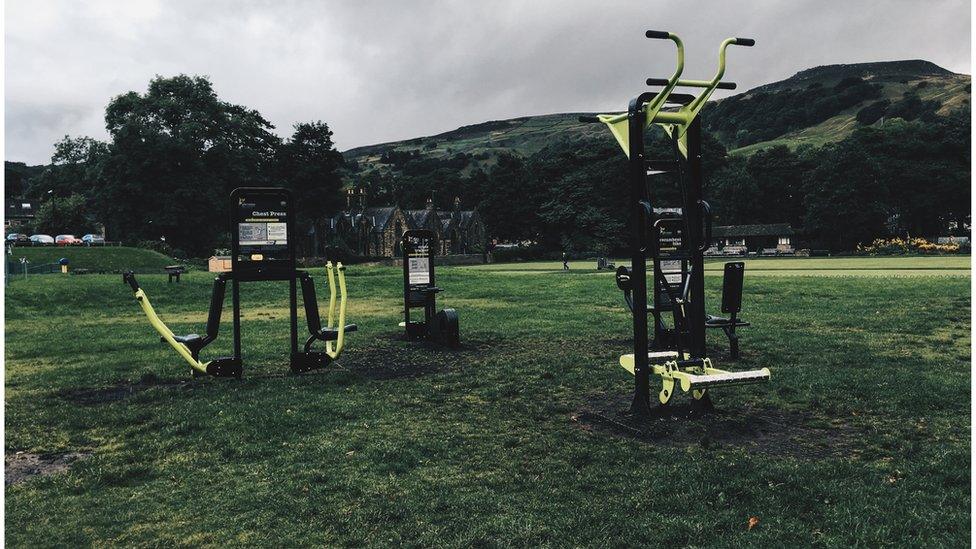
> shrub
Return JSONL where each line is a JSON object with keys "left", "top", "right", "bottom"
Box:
{"left": 855, "top": 237, "right": 961, "bottom": 255}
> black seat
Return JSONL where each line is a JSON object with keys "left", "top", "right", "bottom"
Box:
{"left": 704, "top": 262, "right": 748, "bottom": 359}
{"left": 705, "top": 314, "right": 750, "bottom": 328}
{"left": 313, "top": 324, "right": 358, "bottom": 341}
{"left": 172, "top": 334, "right": 202, "bottom": 345}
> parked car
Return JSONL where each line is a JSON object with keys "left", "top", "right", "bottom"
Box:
{"left": 6, "top": 233, "right": 28, "bottom": 243}
{"left": 55, "top": 234, "right": 81, "bottom": 246}
{"left": 29, "top": 234, "right": 55, "bottom": 245}
{"left": 82, "top": 234, "right": 105, "bottom": 245}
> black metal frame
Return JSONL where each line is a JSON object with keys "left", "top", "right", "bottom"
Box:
{"left": 626, "top": 94, "right": 712, "bottom": 414}
{"left": 402, "top": 229, "right": 459, "bottom": 346}
{"left": 228, "top": 187, "right": 346, "bottom": 373}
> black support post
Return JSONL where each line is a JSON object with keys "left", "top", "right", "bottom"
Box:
{"left": 628, "top": 94, "right": 654, "bottom": 416}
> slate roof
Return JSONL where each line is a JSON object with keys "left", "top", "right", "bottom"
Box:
{"left": 405, "top": 209, "right": 436, "bottom": 228}
{"left": 363, "top": 207, "right": 396, "bottom": 233}
{"left": 713, "top": 223, "right": 794, "bottom": 238}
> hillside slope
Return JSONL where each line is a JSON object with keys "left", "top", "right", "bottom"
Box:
{"left": 343, "top": 60, "right": 970, "bottom": 176}
{"left": 707, "top": 60, "right": 970, "bottom": 154}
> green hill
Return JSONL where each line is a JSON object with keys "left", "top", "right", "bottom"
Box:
{"left": 344, "top": 113, "right": 611, "bottom": 178}
{"left": 705, "top": 60, "right": 970, "bottom": 155}
{"left": 9, "top": 246, "right": 177, "bottom": 273}
{"left": 342, "top": 60, "right": 970, "bottom": 175}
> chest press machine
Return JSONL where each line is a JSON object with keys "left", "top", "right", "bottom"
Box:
{"left": 123, "top": 187, "right": 356, "bottom": 378}
{"left": 584, "top": 30, "right": 770, "bottom": 414}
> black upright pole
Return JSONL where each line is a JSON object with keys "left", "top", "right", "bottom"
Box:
{"left": 288, "top": 210, "right": 299, "bottom": 363}
{"left": 628, "top": 95, "right": 652, "bottom": 415}
{"left": 232, "top": 278, "right": 242, "bottom": 363}
{"left": 684, "top": 117, "right": 707, "bottom": 359}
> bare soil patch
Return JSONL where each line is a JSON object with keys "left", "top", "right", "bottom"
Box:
{"left": 342, "top": 336, "right": 493, "bottom": 380}
{"left": 5, "top": 451, "right": 91, "bottom": 486}
{"left": 58, "top": 374, "right": 190, "bottom": 405}
{"left": 574, "top": 392, "right": 861, "bottom": 459}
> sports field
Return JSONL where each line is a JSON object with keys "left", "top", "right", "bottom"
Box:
{"left": 4, "top": 255, "right": 971, "bottom": 545}
{"left": 469, "top": 255, "right": 972, "bottom": 277}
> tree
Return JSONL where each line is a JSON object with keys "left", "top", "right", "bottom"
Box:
{"left": 275, "top": 121, "right": 345, "bottom": 255}
{"left": 32, "top": 194, "right": 92, "bottom": 235}
{"left": 30, "top": 136, "right": 108, "bottom": 199}
{"left": 801, "top": 144, "right": 890, "bottom": 250}
{"left": 96, "top": 75, "right": 280, "bottom": 255}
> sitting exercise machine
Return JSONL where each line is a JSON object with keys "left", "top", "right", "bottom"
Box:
{"left": 616, "top": 236, "right": 751, "bottom": 359}
{"left": 400, "top": 229, "right": 460, "bottom": 346}
{"left": 585, "top": 30, "right": 769, "bottom": 414}
{"left": 703, "top": 261, "right": 750, "bottom": 359}
{"left": 123, "top": 187, "right": 355, "bottom": 377}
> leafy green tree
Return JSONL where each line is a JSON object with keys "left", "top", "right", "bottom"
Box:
{"left": 32, "top": 194, "right": 92, "bottom": 235}
{"left": 30, "top": 137, "right": 108, "bottom": 199}
{"left": 96, "top": 75, "right": 280, "bottom": 255}
{"left": 801, "top": 144, "right": 890, "bottom": 250}
{"left": 276, "top": 121, "right": 345, "bottom": 254}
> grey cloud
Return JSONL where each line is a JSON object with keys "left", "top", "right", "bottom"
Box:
{"left": 5, "top": 0, "right": 971, "bottom": 165}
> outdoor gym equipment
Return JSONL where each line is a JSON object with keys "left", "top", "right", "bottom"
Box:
{"left": 584, "top": 30, "right": 769, "bottom": 414}
{"left": 400, "top": 229, "right": 460, "bottom": 346}
{"left": 703, "top": 261, "right": 751, "bottom": 359}
{"left": 122, "top": 187, "right": 355, "bottom": 377}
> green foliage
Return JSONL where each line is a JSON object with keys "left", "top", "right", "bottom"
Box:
{"left": 885, "top": 91, "right": 942, "bottom": 122}
{"left": 32, "top": 194, "right": 92, "bottom": 235}
{"left": 5, "top": 161, "right": 46, "bottom": 197}
{"left": 21, "top": 75, "right": 344, "bottom": 258}
{"left": 29, "top": 137, "right": 108, "bottom": 200}
{"left": 711, "top": 109, "right": 970, "bottom": 250}
{"left": 705, "top": 77, "right": 883, "bottom": 148}
{"left": 96, "top": 75, "right": 280, "bottom": 256}
{"left": 275, "top": 121, "right": 345, "bottom": 254}
{"left": 855, "top": 99, "right": 890, "bottom": 125}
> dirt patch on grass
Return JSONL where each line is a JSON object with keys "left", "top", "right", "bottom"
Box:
{"left": 342, "top": 336, "right": 493, "bottom": 380}
{"left": 574, "top": 392, "right": 861, "bottom": 459}
{"left": 58, "top": 374, "right": 191, "bottom": 405}
{"left": 5, "top": 451, "right": 91, "bottom": 486}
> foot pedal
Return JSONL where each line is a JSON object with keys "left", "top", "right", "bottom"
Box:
{"left": 206, "top": 357, "right": 242, "bottom": 378}
{"left": 619, "top": 351, "right": 680, "bottom": 374}
{"left": 681, "top": 368, "right": 770, "bottom": 391}
{"left": 290, "top": 352, "right": 331, "bottom": 373}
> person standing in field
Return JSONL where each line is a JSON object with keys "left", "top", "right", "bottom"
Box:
{"left": 562, "top": 252, "right": 569, "bottom": 271}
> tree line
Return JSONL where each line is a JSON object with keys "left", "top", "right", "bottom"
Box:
{"left": 354, "top": 105, "right": 970, "bottom": 253}
{"left": 11, "top": 75, "right": 345, "bottom": 257}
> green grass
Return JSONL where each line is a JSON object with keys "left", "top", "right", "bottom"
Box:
{"left": 8, "top": 246, "right": 176, "bottom": 273}
{"left": 468, "top": 255, "right": 971, "bottom": 277}
{"left": 5, "top": 257, "right": 970, "bottom": 546}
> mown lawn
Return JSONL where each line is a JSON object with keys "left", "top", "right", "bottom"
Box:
{"left": 5, "top": 257, "right": 971, "bottom": 546}
{"left": 8, "top": 246, "right": 176, "bottom": 273}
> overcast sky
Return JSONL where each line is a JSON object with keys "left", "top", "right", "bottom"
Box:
{"left": 4, "top": 0, "right": 971, "bottom": 164}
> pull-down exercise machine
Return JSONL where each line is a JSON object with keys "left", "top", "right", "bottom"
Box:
{"left": 585, "top": 31, "right": 770, "bottom": 414}
{"left": 123, "top": 187, "right": 355, "bottom": 377}
{"left": 400, "top": 229, "right": 460, "bottom": 346}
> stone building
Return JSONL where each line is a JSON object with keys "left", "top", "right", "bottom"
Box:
{"left": 327, "top": 190, "right": 486, "bottom": 258}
